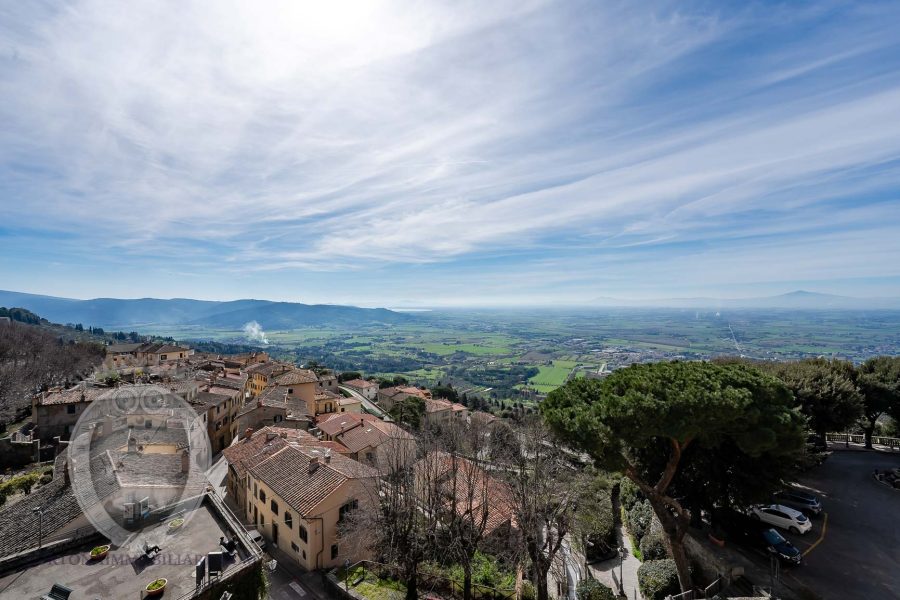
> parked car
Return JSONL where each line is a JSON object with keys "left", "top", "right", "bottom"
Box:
{"left": 759, "top": 528, "right": 803, "bottom": 565}
{"left": 247, "top": 529, "right": 266, "bottom": 550}
{"left": 773, "top": 489, "right": 823, "bottom": 516}
{"left": 749, "top": 504, "right": 812, "bottom": 534}
{"left": 715, "top": 511, "right": 802, "bottom": 566}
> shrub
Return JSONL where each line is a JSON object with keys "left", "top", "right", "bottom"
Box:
{"left": 619, "top": 478, "right": 642, "bottom": 511}
{"left": 639, "top": 533, "right": 668, "bottom": 561}
{"left": 576, "top": 578, "right": 616, "bottom": 600}
{"left": 626, "top": 499, "right": 653, "bottom": 543}
{"left": 637, "top": 559, "right": 680, "bottom": 600}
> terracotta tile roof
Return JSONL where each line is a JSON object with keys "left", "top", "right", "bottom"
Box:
{"left": 316, "top": 413, "right": 380, "bottom": 437}
{"left": 245, "top": 362, "right": 289, "bottom": 377}
{"left": 138, "top": 343, "right": 190, "bottom": 354}
{"left": 223, "top": 427, "right": 299, "bottom": 479}
{"left": 106, "top": 343, "right": 143, "bottom": 354}
{"left": 336, "top": 419, "right": 413, "bottom": 454}
{"left": 207, "top": 385, "right": 241, "bottom": 399}
{"left": 249, "top": 445, "right": 376, "bottom": 516}
{"left": 338, "top": 396, "right": 361, "bottom": 406}
{"left": 275, "top": 369, "right": 319, "bottom": 386}
{"left": 38, "top": 385, "right": 109, "bottom": 405}
{"left": 417, "top": 452, "right": 514, "bottom": 535}
{"left": 191, "top": 391, "right": 230, "bottom": 412}
{"left": 425, "top": 398, "right": 452, "bottom": 413}
{"left": 342, "top": 379, "right": 378, "bottom": 389}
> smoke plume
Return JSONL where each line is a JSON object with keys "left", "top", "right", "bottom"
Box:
{"left": 242, "top": 321, "right": 269, "bottom": 345}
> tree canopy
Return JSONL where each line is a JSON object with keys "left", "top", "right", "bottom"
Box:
{"left": 760, "top": 358, "right": 863, "bottom": 441}
{"left": 542, "top": 360, "right": 804, "bottom": 593}
{"left": 856, "top": 356, "right": 900, "bottom": 447}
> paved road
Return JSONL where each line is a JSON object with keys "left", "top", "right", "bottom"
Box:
{"left": 587, "top": 526, "right": 643, "bottom": 599}
{"left": 755, "top": 448, "right": 900, "bottom": 600}
{"left": 339, "top": 385, "right": 389, "bottom": 420}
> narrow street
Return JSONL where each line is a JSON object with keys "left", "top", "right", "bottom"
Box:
{"left": 339, "top": 385, "right": 390, "bottom": 419}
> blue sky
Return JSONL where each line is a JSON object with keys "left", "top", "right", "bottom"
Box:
{"left": 2, "top": 1, "right": 900, "bottom": 306}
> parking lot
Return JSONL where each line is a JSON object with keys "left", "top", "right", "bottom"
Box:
{"left": 740, "top": 448, "right": 900, "bottom": 599}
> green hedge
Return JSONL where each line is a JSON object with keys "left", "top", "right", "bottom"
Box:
{"left": 639, "top": 533, "right": 668, "bottom": 561}
{"left": 637, "top": 559, "right": 680, "bottom": 600}
{"left": 620, "top": 478, "right": 641, "bottom": 511}
{"left": 576, "top": 578, "right": 616, "bottom": 600}
{"left": 626, "top": 499, "right": 653, "bottom": 543}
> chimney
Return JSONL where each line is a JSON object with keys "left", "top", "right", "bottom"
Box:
{"left": 181, "top": 449, "right": 190, "bottom": 473}
{"left": 266, "top": 432, "right": 276, "bottom": 442}
{"left": 308, "top": 456, "right": 319, "bottom": 474}
{"left": 324, "top": 449, "right": 332, "bottom": 464}
{"left": 63, "top": 458, "right": 70, "bottom": 485}
{"left": 127, "top": 432, "right": 137, "bottom": 454}
{"left": 245, "top": 427, "right": 254, "bottom": 440}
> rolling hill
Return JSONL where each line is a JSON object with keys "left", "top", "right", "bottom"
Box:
{"left": 0, "top": 290, "right": 411, "bottom": 329}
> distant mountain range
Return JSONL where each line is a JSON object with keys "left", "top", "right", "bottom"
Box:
{"left": 0, "top": 290, "right": 411, "bottom": 329}
{"left": 590, "top": 290, "right": 900, "bottom": 310}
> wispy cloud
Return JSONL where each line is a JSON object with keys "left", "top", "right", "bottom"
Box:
{"left": 1, "top": 0, "right": 900, "bottom": 303}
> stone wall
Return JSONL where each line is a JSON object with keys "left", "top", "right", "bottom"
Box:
{"left": 0, "top": 436, "right": 39, "bottom": 469}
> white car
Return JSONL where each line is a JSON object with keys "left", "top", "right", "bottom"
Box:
{"left": 750, "top": 504, "right": 812, "bottom": 534}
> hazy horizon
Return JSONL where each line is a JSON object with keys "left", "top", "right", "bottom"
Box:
{"left": 3, "top": 2, "right": 900, "bottom": 305}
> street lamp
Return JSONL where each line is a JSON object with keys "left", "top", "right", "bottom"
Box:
{"left": 618, "top": 545, "right": 626, "bottom": 596}
{"left": 33, "top": 507, "right": 44, "bottom": 549}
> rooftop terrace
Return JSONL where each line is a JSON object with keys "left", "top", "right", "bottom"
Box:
{"left": 0, "top": 497, "right": 259, "bottom": 599}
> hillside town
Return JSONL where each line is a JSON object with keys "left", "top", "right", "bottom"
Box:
{"left": 0, "top": 332, "right": 899, "bottom": 600}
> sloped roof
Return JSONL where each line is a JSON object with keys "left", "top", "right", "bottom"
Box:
{"left": 343, "top": 379, "right": 378, "bottom": 389}
{"left": 249, "top": 445, "right": 375, "bottom": 516}
{"left": 275, "top": 369, "right": 319, "bottom": 386}
{"left": 336, "top": 419, "right": 413, "bottom": 454}
{"left": 38, "top": 385, "right": 109, "bottom": 405}
{"left": 417, "top": 452, "right": 514, "bottom": 535}
{"left": 316, "top": 412, "right": 381, "bottom": 437}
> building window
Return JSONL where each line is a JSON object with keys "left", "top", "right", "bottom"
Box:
{"left": 288, "top": 388, "right": 293, "bottom": 394}
{"left": 331, "top": 544, "right": 338, "bottom": 560}
{"left": 254, "top": 483, "right": 258, "bottom": 498}
{"left": 365, "top": 452, "right": 375, "bottom": 463}
{"left": 260, "top": 489, "right": 267, "bottom": 503}
{"left": 284, "top": 511, "right": 292, "bottom": 529}
{"left": 66, "top": 404, "right": 76, "bottom": 414}
{"left": 338, "top": 499, "right": 359, "bottom": 522}
{"left": 299, "top": 525, "right": 308, "bottom": 543}
{"left": 271, "top": 500, "right": 279, "bottom": 515}
{"left": 302, "top": 550, "right": 306, "bottom": 559}
{"left": 160, "top": 355, "right": 167, "bottom": 360}
{"left": 291, "top": 542, "right": 299, "bottom": 552}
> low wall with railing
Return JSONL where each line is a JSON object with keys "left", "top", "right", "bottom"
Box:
{"left": 826, "top": 433, "right": 900, "bottom": 448}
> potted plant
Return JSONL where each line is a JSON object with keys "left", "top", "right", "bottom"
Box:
{"left": 89, "top": 544, "right": 110, "bottom": 561}
{"left": 167, "top": 517, "right": 185, "bottom": 530}
{"left": 146, "top": 578, "right": 167, "bottom": 596}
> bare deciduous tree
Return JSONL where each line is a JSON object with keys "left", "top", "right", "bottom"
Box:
{"left": 494, "top": 418, "right": 578, "bottom": 600}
